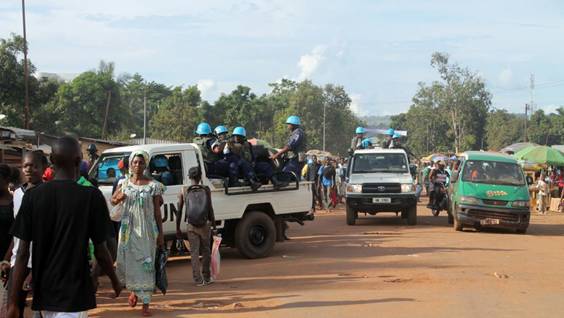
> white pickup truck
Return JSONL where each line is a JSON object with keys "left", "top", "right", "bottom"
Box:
{"left": 89, "top": 143, "right": 313, "bottom": 259}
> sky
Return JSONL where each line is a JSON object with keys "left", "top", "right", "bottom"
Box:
{"left": 1, "top": 0, "right": 564, "bottom": 116}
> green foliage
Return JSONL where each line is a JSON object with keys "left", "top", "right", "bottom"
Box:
{"left": 149, "top": 86, "right": 202, "bottom": 142}
{"left": 527, "top": 108, "right": 564, "bottom": 145}
{"left": 485, "top": 109, "right": 523, "bottom": 150}
{"left": 398, "top": 53, "right": 491, "bottom": 155}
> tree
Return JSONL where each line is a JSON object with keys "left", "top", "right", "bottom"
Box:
{"left": 485, "top": 109, "right": 523, "bottom": 150}
{"left": 149, "top": 86, "right": 203, "bottom": 141}
{"left": 44, "top": 61, "right": 124, "bottom": 137}
{"left": 429, "top": 53, "right": 491, "bottom": 152}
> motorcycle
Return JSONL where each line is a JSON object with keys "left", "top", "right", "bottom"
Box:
{"left": 431, "top": 182, "right": 449, "bottom": 217}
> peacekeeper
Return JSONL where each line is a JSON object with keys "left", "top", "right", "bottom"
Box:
{"left": 214, "top": 125, "right": 229, "bottom": 142}
{"left": 351, "top": 127, "right": 366, "bottom": 150}
{"left": 382, "top": 128, "right": 395, "bottom": 149}
{"left": 390, "top": 132, "right": 416, "bottom": 161}
{"left": 270, "top": 115, "right": 306, "bottom": 181}
{"left": 193, "top": 122, "right": 223, "bottom": 177}
{"left": 225, "top": 127, "right": 262, "bottom": 191}
{"left": 361, "top": 138, "right": 372, "bottom": 149}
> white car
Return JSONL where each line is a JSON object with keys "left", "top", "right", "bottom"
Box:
{"left": 89, "top": 143, "right": 313, "bottom": 259}
{"left": 345, "top": 148, "right": 418, "bottom": 225}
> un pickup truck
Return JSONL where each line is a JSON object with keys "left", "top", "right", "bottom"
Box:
{"left": 89, "top": 143, "right": 313, "bottom": 259}
{"left": 345, "top": 148, "right": 418, "bottom": 225}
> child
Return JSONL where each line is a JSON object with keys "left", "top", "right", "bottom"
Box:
{"left": 176, "top": 167, "right": 216, "bottom": 286}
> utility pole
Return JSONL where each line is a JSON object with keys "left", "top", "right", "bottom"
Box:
{"left": 101, "top": 91, "right": 111, "bottom": 139}
{"left": 322, "top": 103, "right": 326, "bottom": 151}
{"left": 21, "top": 0, "right": 30, "bottom": 129}
{"left": 529, "top": 73, "right": 535, "bottom": 114}
{"left": 524, "top": 103, "right": 531, "bottom": 142}
{"left": 143, "top": 90, "right": 147, "bottom": 145}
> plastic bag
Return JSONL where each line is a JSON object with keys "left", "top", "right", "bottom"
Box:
{"left": 154, "top": 247, "right": 168, "bottom": 295}
{"left": 211, "top": 235, "right": 222, "bottom": 280}
{"left": 109, "top": 203, "right": 124, "bottom": 222}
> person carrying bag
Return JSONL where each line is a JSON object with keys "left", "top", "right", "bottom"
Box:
{"left": 176, "top": 167, "right": 216, "bottom": 286}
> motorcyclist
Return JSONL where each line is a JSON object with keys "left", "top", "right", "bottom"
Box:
{"left": 428, "top": 160, "right": 450, "bottom": 213}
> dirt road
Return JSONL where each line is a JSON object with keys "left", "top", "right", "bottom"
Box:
{"left": 91, "top": 204, "right": 564, "bottom": 318}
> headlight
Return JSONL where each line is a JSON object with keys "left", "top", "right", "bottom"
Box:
{"left": 511, "top": 200, "right": 530, "bottom": 208}
{"left": 347, "top": 184, "right": 362, "bottom": 193}
{"left": 401, "top": 184, "right": 415, "bottom": 193}
{"left": 460, "top": 196, "right": 481, "bottom": 205}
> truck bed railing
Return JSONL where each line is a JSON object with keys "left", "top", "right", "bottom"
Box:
{"left": 223, "top": 173, "right": 300, "bottom": 195}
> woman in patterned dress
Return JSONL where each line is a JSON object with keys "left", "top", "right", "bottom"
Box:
{"left": 112, "top": 151, "right": 165, "bottom": 316}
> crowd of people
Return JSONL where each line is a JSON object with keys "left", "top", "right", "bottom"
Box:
{"left": 0, "top": 114, "right": 309, "bottom": 317}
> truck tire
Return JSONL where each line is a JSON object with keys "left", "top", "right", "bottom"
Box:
{"left": 235, "top": 211, "right": 276, "bottom": 259}
{"left": 407, "top": 205, "right": 417, "bottom": 225}
{"left": 346, "top": 203, "right": 356, "bottom": 225}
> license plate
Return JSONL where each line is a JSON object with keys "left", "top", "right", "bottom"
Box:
{"left": 480, "top": 218, "right": 500, "bottom": 225}
{"left": 372, "top": 197, "right": 391, "bottom": 204}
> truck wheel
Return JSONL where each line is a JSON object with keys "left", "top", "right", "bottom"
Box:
{"left": 235, "top": 211, "right": 276, "bottom": 259}
{"left": 407, "top": 205, "right": 417, "bottom": 225}
{"left": 346, "top": 204, "right": 356, "bottom": 225}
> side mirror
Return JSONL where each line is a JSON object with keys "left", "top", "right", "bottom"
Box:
{"left": 451, "top": 171, "right": 459, "bottom": 183}
{"left": 526, "top": 176, "right": 533, "bottom": 185}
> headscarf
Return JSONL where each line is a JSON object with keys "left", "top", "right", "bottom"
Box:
{"left": 128, "top": 150, "right": 150, "bottom": 176}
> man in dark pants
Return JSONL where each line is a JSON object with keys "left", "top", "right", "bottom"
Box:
{"left": 270, "top": 115, "right": 306, "bottom": 182}
{"left": 7, "top": 137, "right": 121, "bottom": 318}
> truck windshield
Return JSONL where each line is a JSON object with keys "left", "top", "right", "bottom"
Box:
{"left": 352, "top": 153, "right": 408, "bottom": 173}
{"left": 461, "top": 160, "right": 525, "bottom": 186}
{"left": 89, "top": 152, "right": 130, "bottom": 185}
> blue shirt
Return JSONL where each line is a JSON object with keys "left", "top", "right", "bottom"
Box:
{"left": 318, "top": 165, "right": 334, "bottom": 187}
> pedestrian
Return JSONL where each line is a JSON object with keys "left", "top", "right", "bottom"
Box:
{"left": 536, "top": 172, "right": 548, "bottom": 215}
{"left": 112, "top": 150, "right": 165, "bottom": 316}
{"left": 176, "top": 166, "right": 216, "bottom": 286}
{"left": 318, "top": 159, "right": 336, "bottom": 211}
{"left": 1, "top": 151, "right": 47, "bottom": 318}
{"left": 7, "top": 136, "right": 121, "bottom": 318}
{"left": 0, "top": 164, "right": 14, "bottom": 269}
{"left": 270, "top": 116, "right": 306, "bottom": 182}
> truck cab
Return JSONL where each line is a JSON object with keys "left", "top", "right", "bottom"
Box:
{"left": 345, "top": 148, "right": 417, "bottom": 225}
{"left": 449, "top": 151, "right": 530, "bottom": 233}
{"left": 89, "top": 143, "right": 314, "bottom": 258}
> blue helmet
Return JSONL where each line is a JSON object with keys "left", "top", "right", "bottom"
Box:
{"left": 355, "top": 127, "right": 366, "bottom": 134}
{"left": 214, "top": 125, "right": 228, "bottom": 135}
{"left": 286, "top": 115, "right": 301, "bottom": 126}
{"left": 307, "top": 159, "right": 314, "bottom": 165}
{"left": 385, "top": 128, "right": 395, "bottom": 136}
{"left": 232, "top": 126, "right": 246, "bottom": 137}
{"left": 195, "top": 122, "right": 212, "bottom": 135}
{"left": 392, "top": 132, "right": 401, "bottom": 139}
{"left": 361, "top": 138, "right": 372, "bottom": 149}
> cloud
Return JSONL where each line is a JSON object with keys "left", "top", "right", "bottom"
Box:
{"left": 197, "top": 79, "right": 215, "bottom": 97}
{"left": 498, "top": 67, "right": 513, "bottom": 87}
{"left": 297, "top": 46, "right": 326, "bottom": 80}
{"left": 349, "top": 94, "right": 363, "bottom": 115}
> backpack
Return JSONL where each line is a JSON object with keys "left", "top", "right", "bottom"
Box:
{"left": 185, "top": 185, "right": 211, "bottom": 226}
